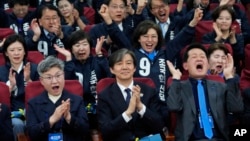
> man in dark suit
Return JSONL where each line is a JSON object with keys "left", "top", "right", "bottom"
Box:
{"left": 0, "top": 103, "right": 14, "bottom": 141}
{"left": 26, "top": 56, "right": 89, "bottom": 141}
{"left": 97, "top": 48, "right": 166, "bottom": 141}
{"left": 166, "top": 43, "right": 244, "bottom": 141}
{"left": 25, "top": 4, "right": 73, "bottom": 57}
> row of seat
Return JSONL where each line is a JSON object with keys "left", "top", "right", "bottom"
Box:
{"left": 169, "top": 3, "right": 246, "bottom": 14}
{"left": 0, "top": 75, "right": 229, "bottom": 141}
{"left": 0, "top": 19, "right": 241, "bottom": 43}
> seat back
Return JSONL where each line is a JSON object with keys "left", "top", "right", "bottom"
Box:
{"left": 0, "top": 51, "right": 44, "bottom": 66}
{"left": 209, "top": 3, "right": 219, "bottom": 11}
{"left": 96, "top": 77, "right": 156, "bottom": 94}
{"left": 240, "top": 44, "right": 250, "bottom": 91}
{"left": 25, "top": 80, "right": 83, "bottom": 109}
{"left": 195, "top": 20, "right": 241, "bottom": 42}
{"left": 169, "top": 3, "right": 186, "bottom": 14}
{"left": 27, "top": 51, "right": 44, "bottom": 64}
{"left": 0, "top": 28, "right": 15, "bottom": 40}
{"left": 0, "top": 82, "right": 11, "bottom": 108}
{"left": 209, "top": 3, "right": 245, "bottom": 12}
{"left": 83, "top": 7, "right": 95, "bottom": 25}
{"left": 240, "top": 69, "right": 250, "bottom": 91}
{"left": 195, "top": 21, "right": 214, "bottom": 42}
{"left": 0, "top": 53, "right": 4, "bottom": 66}
{"left": 84, "top": 24, "right": 95, "bottom": 33}
{"left": 246, "top": 3, "right": 250, "bottom": 23}
{"left": 244, "top": 44, "right": 250, "bottom": 70}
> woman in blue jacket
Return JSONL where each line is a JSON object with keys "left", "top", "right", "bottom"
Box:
{"left": 0, "top": 34, "right": 39, "bottom": 141}
{"left": 54, "top": 30, "right": 111, "bottom": 137}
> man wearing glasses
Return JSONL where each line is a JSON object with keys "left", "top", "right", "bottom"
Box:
{"left": 25, "top": 4, "right": 73, "bottom": 57}
{"left": 26, "top": 56, "right": 89, "bottom": 141}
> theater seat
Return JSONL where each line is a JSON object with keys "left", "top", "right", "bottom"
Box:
{"left": 0, "top": 51, "right": 44, "bottom": 66}
{"left": 84, "top": 24, "right": 95, "bottom": 33}
{"left": 97, "top": 77, "right": 155, "bottom": 94}
{"left": 195, "top": 20, "right": 241, "bottom": 42}
{"left": 0, "top": 28, "right": 15, "bottom": 40}
{"left": 209, "top": 3, "right": 245, "bottom": 12}
{"left": 0, "top": 82, "right": 11, "bottom": 108}
{"left": 25, "top": 80, "right": 83, "bottom": 109}
{"left": 0, "top": 53, "right": 4, "bottom": 66}
{"left": 240, "top": 44, "right": 250, "bottom": 91}
{"left": 27, "top": 51, "right": 44, "bottom": 64}
{"left": 83, "top": 7, "right": 95, "bottom": 25}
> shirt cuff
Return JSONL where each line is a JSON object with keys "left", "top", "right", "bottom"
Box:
{"left": 122, "top": 112, "right": 132, "bottom": 123}
{"left": 137, "top": 104, "right": 146, "bottom": 118}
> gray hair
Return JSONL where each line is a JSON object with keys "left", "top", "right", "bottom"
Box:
{"left": 37, "top": 56, "right": 64, "bottom": 76}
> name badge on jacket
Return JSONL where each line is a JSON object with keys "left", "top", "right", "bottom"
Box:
{"left": 48, "top": 133, "right": 63, "bottom": 141}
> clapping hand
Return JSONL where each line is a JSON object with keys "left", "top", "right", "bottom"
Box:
{"left": 166, "top": 60, "right": 182, "bottom": 80}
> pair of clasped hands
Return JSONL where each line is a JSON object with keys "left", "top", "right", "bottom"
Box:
{"left": 125, "top": 85, "right": 144, "bottom": 117}
{"left": 49, "top": 98, "right": 71, "bottom": 127}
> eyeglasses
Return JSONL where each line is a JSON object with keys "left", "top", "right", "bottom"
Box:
{"left": 109, "top": 4, "right": 126, "bottom": 10}
{"left": 151, "top": 4, "right": 167, "bottom": 11}
{"left": 42, "top": 16, "right": 59, "bottom": 22}
{"left": 58, "top": 4, "right": 70, "bottom": 10}
{"left": 41, "top": 73, "right": 64, "bottom": 83}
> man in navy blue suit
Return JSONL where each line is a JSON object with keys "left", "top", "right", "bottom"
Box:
{"left": 26, "top": 56, "right": 89, "bottom": 141}
{"left": 97, "top": 48, "right": 166, "bottom": 141}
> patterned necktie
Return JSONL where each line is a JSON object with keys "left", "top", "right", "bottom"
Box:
{"left": 125, "top": 88, "right": 131, "bottom": 105}
{"left": 197, "top": 80, "right": 213, "bottom": 139}
{"left": 47, "top": 33, "right": 55, "bottom": 41}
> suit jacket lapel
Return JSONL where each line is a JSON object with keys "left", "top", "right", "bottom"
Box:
{"left": 183, "top": 80, "right": 196, "bottom": 115}
{"left": 110, "top": 83, "right": 128, "bottom": 112}
{"left": 36, "top": 92, "right": 54, "bottom": 120}
{"left": 206, "top": 80, "right": 218, "bottom": 119}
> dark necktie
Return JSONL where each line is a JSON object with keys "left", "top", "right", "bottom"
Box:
{"left": 47, "top": 33, "right": 55, "bottom": 41}
{"left": 125, "top": 88, "right": 131, "bottom": 105}
{"left": 197, "top": 80, "right": 213, "bottom": 139}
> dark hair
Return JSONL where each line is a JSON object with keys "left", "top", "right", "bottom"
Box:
{"left": 212, "top": 5, "right": 236, "bottom": 22}
{"left": 36, "top": 4, "right": 62, "bottom": 19}
{"left": 109, "top": 48, "right": 137, "bottom": 68}
{"left": 103, "top": 0, "right": 127, "bottom": 6}
{"left": 185, "top": 0, "right": 197, "bottom": 12}
{"left": 207, "top": 43, "right": 229, "bottom": 58}
{"left": 132, "top": 20, "right": 163, "bottom": 51}
{"left": 2, "top": 34, "right": 28, "bottom": 63}
{"left": 183, "top": 43, "right": 207, "bottom": 62}
{"left": 9, "top": 0, "right": 30, "bottom": 7}
{"left": 66, "top": 30, "right": 92, "bottom": 51}
{"left": 147, "top": 0, "right": 169, "bottom": 9}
